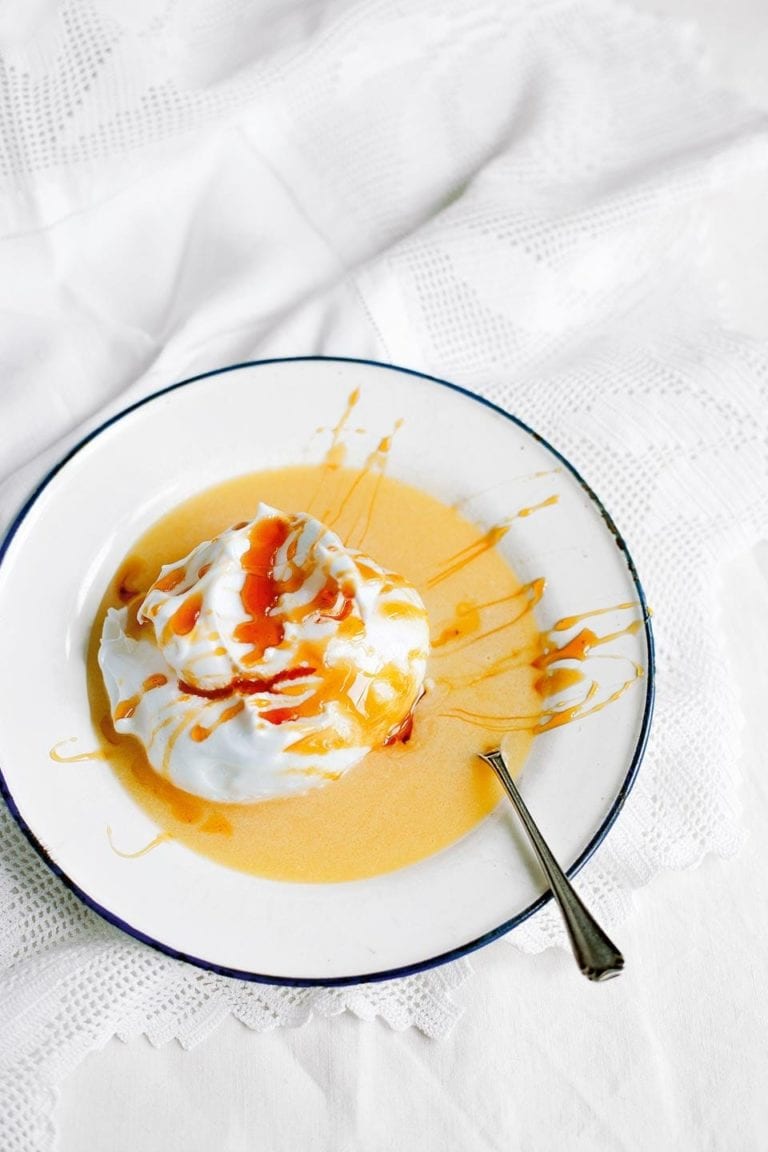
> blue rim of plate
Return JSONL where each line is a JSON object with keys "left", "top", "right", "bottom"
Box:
{"left": 0, "top": 356, "right": 655, "bottom": 987}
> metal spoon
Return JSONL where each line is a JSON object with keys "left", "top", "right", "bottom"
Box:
{"left": 478, "top": 748, "right": 624, "bottom": 981}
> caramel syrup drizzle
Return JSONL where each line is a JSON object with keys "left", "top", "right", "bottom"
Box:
{"left": 452, "top": 469, "right": 563, "bottom": 511}
{"left": 431, "top": 579, "right": 546, "bottom": 657}
{"left": 436, "top": 646, "right": 534, "bottom": 691}
{"left": 331, "top": 419, "right": 404, "bottom": 549}
{"left": 162, "top": 707, "right": 206, "bottom": 776}
{"left": 307, "top": 387, "right": 406, "bottom": 550}
{"left": 439, "top": 666, "right": 642, "bottom": 736}
{"left": 306, "top": 387, "right": 361, "bottom": 513}
{"left": 441, "top": 681, "right": 591, "bottom": 733}
{"left": 50, "top": 739, "right": 107, "bottom": 763}
{"left": 533, "top": 620, "right": 642, "bottom": 669}
{"left": 87, "top": 722, "right": 235, "bottom": 854}
{"left": 116, "top": 557, "right": 146, "bottom": 603}
{"left": 438, "top": 615, "right": 644, "bottom": 734}
{"left": 114, "top": 695, "right": 140, "bottom": 721}
{"left": 552, "top": 602, "right": 639, "bottom": 632}
{"left": 106, "top": 826, "right": 173, "bottom": 859}
{"left": 426, "top": 496, "right": 559, "bottom": 589}
{"left": 190, "top": 700, "right": 245, "bottom": 743}
{"left": 126, "top": 496, "right": 423, "bottom": 765}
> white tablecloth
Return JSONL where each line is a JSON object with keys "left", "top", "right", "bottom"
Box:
{"left": 1, "top": 0, "right": 765, "bottom": 1147}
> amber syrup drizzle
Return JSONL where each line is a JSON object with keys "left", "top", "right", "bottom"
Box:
{"left": 426, "top": 498, "right": 559, "bottom": 589}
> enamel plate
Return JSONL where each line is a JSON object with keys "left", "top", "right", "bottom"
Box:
{"left": 0, "top": 358, "right": 653, "bottom": 984}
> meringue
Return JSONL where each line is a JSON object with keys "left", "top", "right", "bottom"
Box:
{"left": 99, "top": 504, "right": 429, "bottom": 802}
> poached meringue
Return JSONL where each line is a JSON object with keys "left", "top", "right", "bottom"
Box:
{"left": 99, "top": 504, "right": 429, "bottom": 803}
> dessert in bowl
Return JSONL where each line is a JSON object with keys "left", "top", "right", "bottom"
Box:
{"left": 0, "top": 358, "right": 653, "bottom": 981}
{"left": 87, "top": 451, "right": 550, "bottom": 884}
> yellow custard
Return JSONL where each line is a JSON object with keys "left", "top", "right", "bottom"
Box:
{"left": 87, "top": 463, "right": 546, "bottom": 882}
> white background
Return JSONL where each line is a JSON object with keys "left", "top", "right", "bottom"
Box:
{"left": 55, "top": 2, "right": 768, "bottom": 1149}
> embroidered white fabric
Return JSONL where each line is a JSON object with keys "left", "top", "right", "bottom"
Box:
{"left": 1, "top": 1, "right": 767, "bottom": 1148}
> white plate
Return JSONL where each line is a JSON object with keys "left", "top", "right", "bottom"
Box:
{"left": 0, "top": 358, "right": 653, "bottom": 984}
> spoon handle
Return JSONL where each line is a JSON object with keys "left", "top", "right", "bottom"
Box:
{"left": 479, "top": 750, "right": 624, "bottom": 981}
